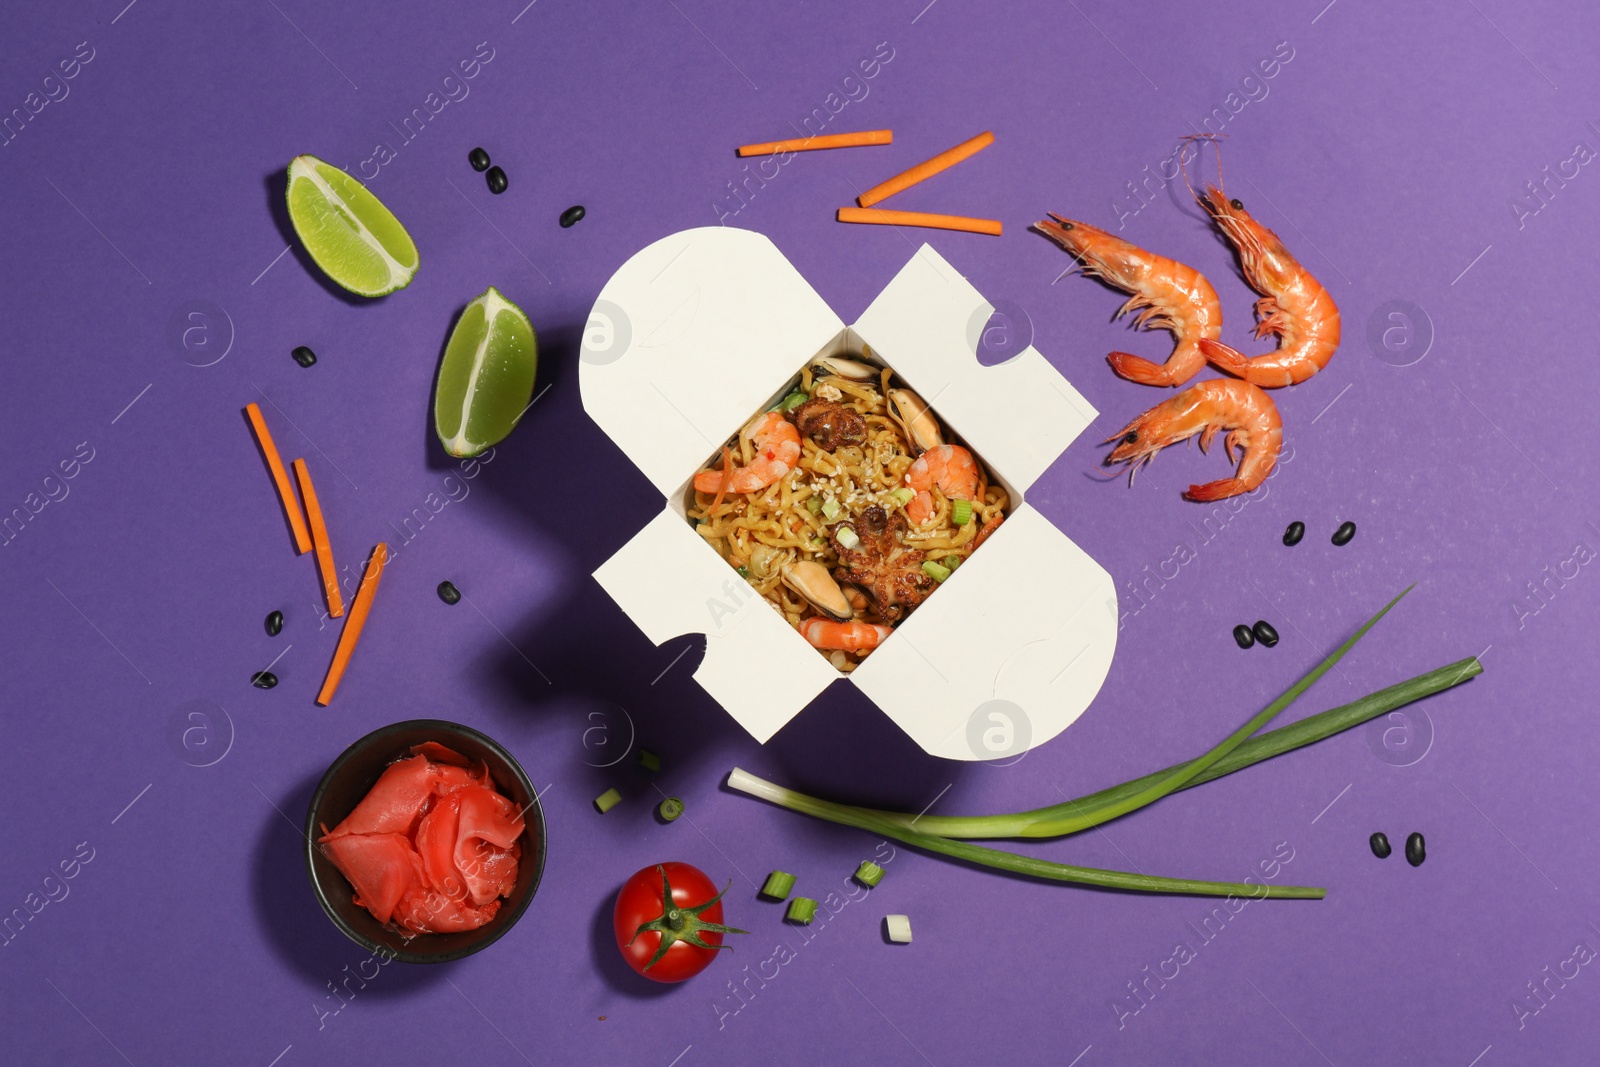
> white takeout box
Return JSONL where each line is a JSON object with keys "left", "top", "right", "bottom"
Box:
{"left": 579, "top": 228, "right": 1118, "bottom": 760}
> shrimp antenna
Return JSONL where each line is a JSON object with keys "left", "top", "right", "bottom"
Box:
{"left": 1177, "top": 133, "right": 1227, "bottom": 203}
{"left": 1083, "top": 465, "right": 1124, "bottom": 483}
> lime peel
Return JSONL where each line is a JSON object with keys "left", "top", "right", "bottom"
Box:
{"left": 286, "top": 155, "right": 418, "bottom": 297}
{"left": 435, "top": 286, "right": 538, "bottom": 458}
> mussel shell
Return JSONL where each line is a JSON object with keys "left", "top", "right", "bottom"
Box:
{"left": 781, "top": 561, "right": 853, "bottom": 621}
{"left": 887, "top": 388, "right": 942, "bottom": 454}
{"left": 810, "top": 355, "right": 878, "bottom": 382}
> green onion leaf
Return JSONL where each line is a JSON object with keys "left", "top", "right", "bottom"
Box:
{"left": 806, "top": 496, "right": 824, "bottom": 515}
{"left": 972, "top": 586, "right": 1416, "bottom": 838}
{"left": 657, "top": 797, "right": 684, "bottom": 822}
{"left": 922, "top": 560, "right": 951, "bottom": 582}
{"left": 760, "top": 870, "right": 796, "bottom": 900}
{"left": 637, "top": 749, "right": 661, "bottom": 772}
{"left": 951, "top": 499, "right": 973, "bottom": 526}
{"left": 767, "top": 654, "right": 1482, "bottom": 842}
{"left": 594, "top": 788, "right": 621, "bottom": 814}
{"left": 736, "top": 565, "right": 751, "bottom": 578}
{"left": 888, "top": 487, "right": 916, "bottom": 507}
{"left": 779, "top": 391, "right": 809, "bottom": 412}
{"left": 723, "top": 590, "right": 1469, "bottom": 898}
{"left": 786, "top": 897, "right": 818, "bottom": 924}
{"left": 853, "top": 861, "right": 884, "bottom": 887}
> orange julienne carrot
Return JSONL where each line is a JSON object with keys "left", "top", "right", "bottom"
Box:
{"left": 316, "top": 542, "right": 388, "bottom": 707}
{"left": 292, "top": 458, "right": 344, "bottom": 619}
{"left": 245, "top": 403, "right": 312, "bottom": 554}
{"left": 710, "top": 445, "right": 734, "bottom": 515}
{"left": 737, "top": 129, "right": 893, "bottom": 157}
{"left": 836, "top": 207, "right": 1003, "bottom": 236}
{"left": 856, "top": 130, "right": 995, "bottom": 208}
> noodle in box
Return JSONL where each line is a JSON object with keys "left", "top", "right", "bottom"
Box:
{"left": 579, "top": 228, "right": 1120, "bottom": 761}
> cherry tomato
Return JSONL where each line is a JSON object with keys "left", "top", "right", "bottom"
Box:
{"left": 613, "top": 862, "right": 745, "bottom": 983}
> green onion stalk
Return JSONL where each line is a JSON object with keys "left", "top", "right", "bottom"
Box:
{"left": 728, "top": 767, "right": 1325, "bottom": 899}
{"left": 728, "top": 588, "right": 1483, "bottom": 898}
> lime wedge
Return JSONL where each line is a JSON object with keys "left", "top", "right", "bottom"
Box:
{"left": 434, "top": 287, "right": 538, "bottom": 458}
{"left": 285, "top": 155, "right": 419, "bottom": 297}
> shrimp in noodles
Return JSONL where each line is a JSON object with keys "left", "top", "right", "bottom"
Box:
{"left": 688, "top": 359, "right": 1008, "bottom": 669}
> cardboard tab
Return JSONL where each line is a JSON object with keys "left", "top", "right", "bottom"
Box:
{"left": 847, "top": 507, "right": 1116, "bottom": 760}
{"left": 594, "top": 507, "right": 837, "bottom": 742}
{"left": 854, "top": 245, "right": 1097, "bottom": 494}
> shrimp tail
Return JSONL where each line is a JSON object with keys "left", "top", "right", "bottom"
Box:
{"left": 1199, "top": 338, "right": 1251, "bottom": 378}
{"left": 1107, "top": 350, "right": 1191, "bottom": 387}
{"left": 1184, "top": 477, "right": 1253, "bottom": 503}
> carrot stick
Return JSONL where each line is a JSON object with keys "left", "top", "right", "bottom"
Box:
{"left": 737, "top": 130, "right": 892, "bottom": 157}
{"left": 856, "top": 131, "right": 994, "bottom": 207}
{"left": 836, "top": 207, "right": 1002, "bottom": 236}
{"left": 316, "top": 542, "right": 387, "bottom": 707}
{"left": 710, "top": 445, "right": 734, "bottom": 515}
{"left": 292, "top": 459, "right": 344, "bottom": 619}
{"left": 244, "top": 403, "right": 311, "bottom": 554}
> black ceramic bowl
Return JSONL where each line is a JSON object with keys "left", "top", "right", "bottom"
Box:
{"left": 304, "top": 719, "right": 546, "bottom": 964}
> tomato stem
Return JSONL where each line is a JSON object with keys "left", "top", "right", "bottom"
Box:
{"left": 629, "top": 865, "right": 748, "bottom": 971}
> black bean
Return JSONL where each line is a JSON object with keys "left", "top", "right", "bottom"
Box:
{"left": 265, "top": 610, "right": 283, "bottom": 636}
{"left": 1332, "top": 520, "right": 1357, "bottom": 546}
{"left": 1405, "top": 831, "right": 1426, "bottom": 867}
{"left": 1232, "top": 624, "right": 1255, "bottom": 649}
{"left": 1369, "top": 832, "right": 1391, "bottom": 859}
{"left": 1283, "top": 521, "right": 1305, "bottom": 546}
{"left": 485, "top": 166, "right": 508, "bottom": 194}
{"left": 437, "top": 580, "right": 461, "bottom": 605}
{"left": 292, "top": 345, "right": 317, "bottom": 368}
{"left": 559, "top": 204, "right": 586, "bottom": 228}
{"left": 1252, "top": 620, "right": 1279, "bottom": 647}
{"left": 468, "top": 147, "right": 491, "bottom": 172}
{"left": 251, "top": 670, "right": 278, "bottom": 689}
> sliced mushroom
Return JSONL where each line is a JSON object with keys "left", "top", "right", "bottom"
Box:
{"left": 811, "top": 355, "right": 878, "bottom": 382}
{"left": 888, "top": 388, "right": 943, "bottom": 454}
{"left": 781, "top": 560, "right": 853, "bottom": 621}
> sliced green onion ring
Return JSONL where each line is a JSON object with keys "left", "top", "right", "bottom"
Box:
{"left": 786, "top": 897, "right": 818, "bottom": 924}
{"left": 760, "top": 870, "right": 797, "bottom": 900}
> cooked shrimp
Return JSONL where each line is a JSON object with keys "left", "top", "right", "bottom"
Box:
{"left": 1033, "top": 214, "right": 1222, "bottom": 388}
{"left": 904, "top": 444, "right": 978, "bottom": 525}
{"left": 1104, "top": 379, "right": 1282, "bottom": 502}
{"left": 1194, "top": 188, "right": 1340, "bottom": 387}
{"left": 692, "top": 411, "right": 801, "bottom": 495}
{"left": 800, "top": 618, "right": 894, "bottom": 653}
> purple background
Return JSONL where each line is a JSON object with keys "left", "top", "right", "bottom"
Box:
{"left": 1, "top": 1, "right": 1594, "bottom": 1063}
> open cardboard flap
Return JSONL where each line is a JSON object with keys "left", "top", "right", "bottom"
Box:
{"left": 581, "top": 228, "right": 1118, "bottom": 759}
{"left": 579, "top": 227, "right": 842, "bottom": 498}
